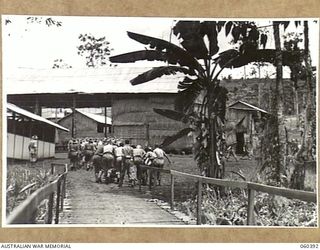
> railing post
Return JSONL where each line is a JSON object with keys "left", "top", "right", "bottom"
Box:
{"left": 46, "top": 192, "right": 54, "bottom": 224}
{"left": 247, "top": 188, "right": 255, "bottom": 225}
{"left": 63, "top": 164, "right": 68, "bottom": 199}
{"left": 138, "top": 174, "right": 142, "bottom": 192}
{"left": 153, "top": 169, "right": 157, "bottom": 188}
{"left": 60, "top": 175, "right": 65, "bottom": 211}
{"left": 170, "top": 174, "right": 174, "bottom": 210}
{"left": 51, "top": 163, "right": 55, "bottom": 175}
{"left": 148, "top": 169, "right": 152, "bottom": 191}
{"left": 197, "top": 178, "right": 203, "bottom": 225}
{"left": 55, "top": 179, "right": 61, "bottom": 224}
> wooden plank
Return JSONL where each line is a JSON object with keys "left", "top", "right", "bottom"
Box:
{"left": 248, "top": 182, "right": 317, "bottom": 203}
{"left": 113, "top": 122, "right": 145, "bottom": 126}
{"left": 170, "top": 170, "right": 200, "bottom": 180}
{"left": 55, "top": 180, "right": 61, "bottom": 224}
{"left": 47, "top": 193, "right": 54, "bottom": 224}
{"left": 140, "top": 165, "right": 171, "bottom": 174}
{"left": 7, "top": 166, "right": 67, "bottom": 224}
{"left": 7, "top": 180, "right": 58, "bottom": 224}
{"left": 170, "top": 170, "right": 247, "bottom": 189}
{"left": 196, "top": 179, "right": 202, "bottom": 225}
{"left": 60, "top": 176, "right": 65, "bottom": 211}
{"left": 201, "top": 176, "right": 247, "bottom": 189}
{"left": 170, "top": 175, "right": 174, "bottom": 210}
{"left": 138, "top": 177, "right": 142, "bottom": 192}
{"left": 148, "top": 169, "right": 152, "bottom": 191}
{"left": 247, "top": 188, "right": 255, "bottom": 225}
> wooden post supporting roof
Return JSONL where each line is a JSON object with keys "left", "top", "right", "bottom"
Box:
{"left": 71, "top": 96, "right": 76, "bottom": 138}
{"left": 104, "top": 107, "right": 107, "bottom": 137}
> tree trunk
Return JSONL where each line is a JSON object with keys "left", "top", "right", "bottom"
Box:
{"left": 294, "top": 85, "right": 300, "bottom": 127}
{"left": 302, "top": 20, "right": 314, "bottom": 160}
{"left": 207, "top": 84, "right": 221, "bottom": 179}
{"left": 270, "top": 22, "right": 284, "bottom": 184}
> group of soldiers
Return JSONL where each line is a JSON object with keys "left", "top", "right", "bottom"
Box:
{"left": 67, "top": 137, "right": 171, "bottom": 187}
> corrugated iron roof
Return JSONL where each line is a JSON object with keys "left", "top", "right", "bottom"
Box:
{"left": 5, "top": 67, "right": 183, "bottom": 95}
{"left": 7, "top": 103, "right": 69, "bottom": 132}
{"left": 76, "top": 109, "right": 112, "bottom": 125}
{"left": 228, "top": 100, "right": 269, "bottom": 114}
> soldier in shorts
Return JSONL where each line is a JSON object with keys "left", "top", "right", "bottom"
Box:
{"left": 153, "top": 145, "right": 171, "bottom": 186}
{"left": 83, "top": 139, "right": 95, "bottom": 170}
{"left": 118, "top": 139, "right": 134, "bottom": 187}
{"left": 133, "top": 145, "right": 146, "bottom": 185}
{"left": 92, "top": 143, "right": 104, "bottom": 183}
{"left": 102, "top": 140, "right": 115, "bottom": 184}
{"left": 68, "top": 139, "right": 80, "bottom": 171}
{"left": 114, "top": 142, "right": 124, "bottom": 183}
{"left": 144, "top": 147, "right": 157, "bottom": 186}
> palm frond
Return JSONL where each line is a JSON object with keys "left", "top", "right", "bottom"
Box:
{"left": 217, "top": 49, "right": 302, "bottom": 68}
{"left": 109, "top": 50, "right": 166, "bottom": 63}
{"left": 127, "top": 31, "right": 204, "bottom": 74}
{"left": 175, "top": 81, "right": 203, "bottom": 112}
{"left": 161, "top": 127, "right": 194, "bottom": 147}
{"left": 177, "top": 76, "right": 197, "bottom": 90}
{"left": 201, "top": 21, "right": 219, "bottom": 56}
{"left": 130, "top": 66, "right": 194, "bottom": 85}
{"left": 173, "top": 21, "right": 209, "bottom": 59}
{"left": 153, "top": 108, "right": 192, "bottom": 124}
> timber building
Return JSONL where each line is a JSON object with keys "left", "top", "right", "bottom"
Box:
{"left": 6, "top": 67, "right": 192, "bottom": 150}
{"left": 6, "top": 103, "right": 69, "bottom": 160}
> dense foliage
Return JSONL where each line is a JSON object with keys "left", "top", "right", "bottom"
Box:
{"left": 77, "top": 34, "right": 113, "bottom": 68}
{"left": 110, "top": 20, "right": 304, "bottom": 180}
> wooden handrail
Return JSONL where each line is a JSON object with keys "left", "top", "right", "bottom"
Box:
{"left": 170, "top": 170, "right": 248, "bottom": 189}
{"left": 247, "top": 182, "right": 316, "bottom": 203}
{"left": 7, "top": 180, "right": 59, "bottom": 224}
{"left": 139, "top": 165, "right": 316, "bottom": 203}
{"left": 139, "top": 165, "right": 171, "bottom": 174}
{"left": 138, "top": 164, "right": 316, "bottom": 225}
{"left": 7, "top": 164, "right": 68, "bottom": 225}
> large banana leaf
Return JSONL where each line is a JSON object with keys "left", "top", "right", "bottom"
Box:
{"left": 175, "top": 80, "right": 203, "bottom": 112}
{"left": 173, "top": 21, "right": 209, "bottom": 59}
{"left": 200, "top": 21, "right": 219, "bottom": 56}
{"left": 130, "top": 66, "right": 194, "bottom": 85}
{"left": 173, "top": 21, "right": 220, "bottom": 58}
{"left": 153, "top": 108, "right": 190, "bottom": 123}
{"left": 161, "top": 127, "right": 194, "bottom": 147}
{"left": 177, "top": 76, "right": 195, "bottom": 90}
{"left": 217, "top": 49, "right": 302, "bottom": 68}
{"left": 110, "top": 50, "right": 166, "bottom": 63}
{"left": 127, "top": 31, "right": 204, "bottom": 74}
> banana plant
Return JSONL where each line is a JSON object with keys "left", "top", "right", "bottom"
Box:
{"left": 110, "top": 20, "right": 303, "bottom": 178}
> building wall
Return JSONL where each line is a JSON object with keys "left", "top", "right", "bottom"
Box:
{"left": 7, "top": 133, "right": 55, "bottom": 160}
{"left": 112, "top": 95, "right": 192, "bottom": 150}
{"left": 57, "top": 112, "right": 110, "bottom": 144}
{"left": 226, "top": 109, "right": 251, "bottom": 131}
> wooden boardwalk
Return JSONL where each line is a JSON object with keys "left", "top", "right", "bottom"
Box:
{"left": 59, "top": 168, "right": 185, "bottom": 225}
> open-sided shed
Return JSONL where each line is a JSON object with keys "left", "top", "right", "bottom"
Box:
{"left": 5, "top": 67, "right": 192, "bottom": 150}
{"left": 6, "top": 103, "right": 69, "bottom": 160}
{"left": 226, "top": 100, "right": 269, "bottom": 154}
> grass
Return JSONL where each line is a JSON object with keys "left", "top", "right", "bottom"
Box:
{"left": 149, "top": 154, "right": 258, "bottom": 202}
{"left": 6, "top": 160, "right": 53, "bottom": 217}
{"left": 150, "top": 155, "right": 317, "bottom": 226}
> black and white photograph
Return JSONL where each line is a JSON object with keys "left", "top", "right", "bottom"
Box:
{"left": 2, "top": 16, "right": 318, "bottom": 227}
